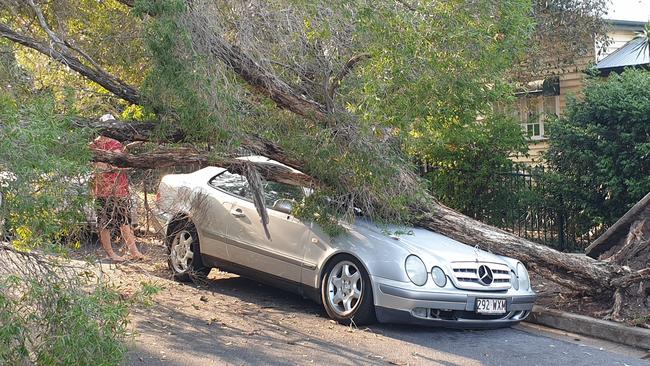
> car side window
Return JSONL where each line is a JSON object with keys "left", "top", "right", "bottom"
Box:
{"left": 209, "top": 171, "right": 252, "bottom": 199}
{"left": 263, "top": 180, "right": 304, "bottom": 209}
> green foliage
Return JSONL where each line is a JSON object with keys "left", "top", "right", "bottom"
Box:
{"left": 424, "top": 113, "right": 528, "bottom": 220}
{"left": 133, "top": 0, "right": 534, "bottom": 235}
{"left": 135, "top": 0, "right": 238, "bottom": 145}
{"left": 0, "top": 91, "right": 92, "bottom": 247}
{"left": 1, "top": 0, "right": 148, "bottom": 115}
{"left": 546, "top": 69, "right": 650, "bottom": 229}
{"left": 353, "top": 1, "right": 532, "bottom": 211}
{"left": 0, "top": 271, "right": 129, "bottom": 366}
{"left": 132, "top": 281, "right": 163, "bottom": 307}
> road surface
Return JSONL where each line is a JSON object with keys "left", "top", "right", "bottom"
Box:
{"left": 122, "top": 266, "right": 649, "bottom": 366}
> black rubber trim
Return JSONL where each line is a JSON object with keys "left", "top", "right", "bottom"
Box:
{"left": 375, "top": 306, "right": 524, "bottom": 329}
{"left": 201, "top": 254, "right": 320, "bottom": 302}
{"left": 511, "top": 294, "right": 537, "bottom": 304}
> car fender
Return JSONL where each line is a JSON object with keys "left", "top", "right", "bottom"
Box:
{"left": 303, "top": 223, "right": 412, "bottom": 290}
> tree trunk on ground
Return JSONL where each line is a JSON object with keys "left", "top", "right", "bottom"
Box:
{"left": 590, "top": 193, "right": 650, "bottom": 272}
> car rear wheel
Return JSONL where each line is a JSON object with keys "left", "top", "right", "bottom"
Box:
{"left": 321, "top": 255, "right": 376, "bottom": 325}
{"left": 167, "top": 220, "right": 210, "bottom": 282}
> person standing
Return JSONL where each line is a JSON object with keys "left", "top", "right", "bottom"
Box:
{"left": 90, "top": 135, "right": 144, "bottom": 261}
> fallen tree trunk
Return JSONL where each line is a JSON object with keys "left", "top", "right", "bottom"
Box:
{"left": 587, "top": 192, "right": 650, "bottom": 271}
{"left": 88, "top": 116, "right": 630, "bottom": 292}
{"left": 418, "top": 206, "right": 619, "bottom": 291}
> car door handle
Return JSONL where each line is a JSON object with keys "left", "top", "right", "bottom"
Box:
{"left": 230, "top": 208, "right": 246, "bottom": 217}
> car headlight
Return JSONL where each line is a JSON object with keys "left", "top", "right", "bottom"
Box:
{"left": 431, "top": 266, "right": 447, "bottom": 287}
{"left": 510, "top": 269, "right": 519, "bottom": 290}
{"left": 516, "top": 262, "right": 531, "bottom": 291}
{"left": 405, "top": 255, "right": 427, "bottom": 286}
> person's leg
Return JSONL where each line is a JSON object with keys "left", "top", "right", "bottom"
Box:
{"left": 97, "top": 197, "right": 124, "bottom": 261}
{"left": 120, "top": 224, "right": 144, "bottom": 259}
{"left": 115, "top": 196, "right": 144, "bottom": 259}
{"left": 99, "top": 227, "right": 124, "bottom": 261}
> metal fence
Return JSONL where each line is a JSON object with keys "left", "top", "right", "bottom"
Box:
{"left": 428, "top": 166, "right": 605, "bottom": 252}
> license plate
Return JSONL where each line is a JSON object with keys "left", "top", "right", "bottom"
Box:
{"left": 475, "top": 298, "right": 506, "bottom": 314}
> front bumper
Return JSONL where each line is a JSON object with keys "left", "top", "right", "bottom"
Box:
{"left": 373, "top": 278, "right": 536, "bottom": 329}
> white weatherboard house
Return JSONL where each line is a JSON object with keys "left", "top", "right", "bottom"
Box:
{"left": 511, "top": 18, "right": 649, "bottom": 166}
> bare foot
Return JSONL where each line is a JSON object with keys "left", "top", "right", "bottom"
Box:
{"left": 109, "top": 255, "right": 126, "bottom": 262}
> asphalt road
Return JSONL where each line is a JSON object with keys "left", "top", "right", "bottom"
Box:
{"left": 123, "top": 268, "right": 650, "bottom": 366}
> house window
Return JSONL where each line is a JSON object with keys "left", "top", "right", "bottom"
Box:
{"left": 515, "top": 94, "right": 559, "bottom": 140}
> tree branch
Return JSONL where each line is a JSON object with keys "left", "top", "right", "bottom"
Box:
{"left": 74, "top": 118, "right": 185, "bottom": 143}
{"left": 75, "top": 117, "right": 307, "bottom": 172}
{"left": 92, "top": 148, "right": 317, "bottom": 187}
{"left": 327, "top": 53, "right": 372, "bottom": 106}
{"left": 116, "top": 0, "right": 329, "bottom": 121}
{"left": 0, "top": 22, "right": 141, "bottom": 104}
{"left": 24, "top": 0, "right": 118, "bottom": 84}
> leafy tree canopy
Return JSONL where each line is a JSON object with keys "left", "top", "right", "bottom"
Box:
{"left": 131, "top": 0, "right": 534, "bottom": 227}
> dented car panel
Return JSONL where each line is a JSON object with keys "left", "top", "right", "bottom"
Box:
{"left": 156, "top": 157, "right": 536, "bottom": 328}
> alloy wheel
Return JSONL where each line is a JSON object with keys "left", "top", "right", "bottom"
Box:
{"left": 326, "top": 260, "right": 363, "bottom": 316}
{"left": 170, "top": 229, "right": 194, "bottom": 273}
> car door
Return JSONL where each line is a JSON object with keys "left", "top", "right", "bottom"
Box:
{"left": 226, "top": 176, "right": 310, "bottom": 283}
{"left": 199, "top": 170, "right": 253, "bottom": 261}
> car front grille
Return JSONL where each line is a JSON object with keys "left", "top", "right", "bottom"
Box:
{"left": 450, "top": 262, "right": 512, "bottom": 291}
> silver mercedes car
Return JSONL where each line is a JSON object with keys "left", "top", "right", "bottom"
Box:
{"left": 156, "top": 156, "right": 536, "bottom": 328}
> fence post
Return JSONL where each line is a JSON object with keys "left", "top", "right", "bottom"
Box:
{"left": 558, "top": 205, "right": 566, "bottom": 251}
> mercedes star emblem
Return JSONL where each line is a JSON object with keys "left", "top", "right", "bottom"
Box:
{"left": 477, "top": 265, "right": 494, "bottom": 286}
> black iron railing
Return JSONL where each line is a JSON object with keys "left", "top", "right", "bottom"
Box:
{"left": 427, "top": 166, "right": 605, "bottom": 252}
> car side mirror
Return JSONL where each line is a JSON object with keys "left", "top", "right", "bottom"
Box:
{"left": 272, "top": 199, "right": 294, "bottom": 214}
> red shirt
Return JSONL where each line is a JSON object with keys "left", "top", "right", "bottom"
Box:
{"left": 90, "top": 137, "right": 129, "bottom": 197}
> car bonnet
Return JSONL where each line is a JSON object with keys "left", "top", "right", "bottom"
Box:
{"left": 350, "top": 218, "right": 508, "bottom": 265}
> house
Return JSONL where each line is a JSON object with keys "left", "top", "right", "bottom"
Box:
{"left": 511, "top": 19, "right": 648, "bottom": 166}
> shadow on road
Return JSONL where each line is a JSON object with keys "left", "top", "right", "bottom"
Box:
{"left": 131, "top": 270, "right": 392, "bottom": 365}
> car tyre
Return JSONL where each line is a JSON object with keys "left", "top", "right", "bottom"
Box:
{"left": 166, "top": 220, "right": 210, "bottom": 282}
{"left": 321, "top": 255, "right": 376, "bottom": 326}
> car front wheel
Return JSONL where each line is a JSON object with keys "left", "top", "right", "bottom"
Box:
{"left": 167, "top": 220, "right": 210, "bottom": 282}
{"left": 321, "top": 255, "right": 376, "bottom": 325}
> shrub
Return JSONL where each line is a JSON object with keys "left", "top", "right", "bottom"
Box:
{"left": 545, "top": 69, "right": 650, "bottom": 230}
{"left": 0, "top": 248, "right": 130, "bottom": 365}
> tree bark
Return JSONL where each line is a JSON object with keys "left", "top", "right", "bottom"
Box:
{"left": 79, "top": 118, "right": 306, "bottom": 172}
{"left": 76, "top": 118, "right": 185, "bottom": 143}
{"left": 417, "top": 205, "right": 620, "bottom": 291}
